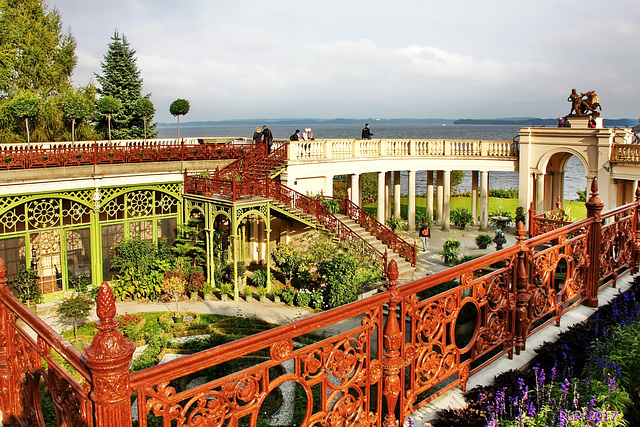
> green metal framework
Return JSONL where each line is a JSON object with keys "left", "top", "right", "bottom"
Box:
{"left": 0, "top": 183, "right": 182, "bottom": 301}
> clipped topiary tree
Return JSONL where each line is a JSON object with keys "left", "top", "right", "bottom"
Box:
{"left": 97, "top": 96, "right": 122, "bottom": 141}
{"left": 169, "top": 98, "right": 190, "bottom": 140}
{"left": 11, "top": 91, "right": 39, "bottom": 144}
{"left": 61, "top": 91, "right": 90, "bottom": 143}
{"left": 132, "top": 97, "right": 155, "bottom": 141}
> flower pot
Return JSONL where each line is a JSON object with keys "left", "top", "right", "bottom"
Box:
{"left": 221, "top": 294, "right": 229, "bottom": 302}
{"left": 204, "top": 292, "right": 213, "bottom": 301}
{"left": 190, "top": 291, "right": 199, "bottom": 301}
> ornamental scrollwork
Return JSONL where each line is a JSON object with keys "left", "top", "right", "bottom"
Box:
{"left": 270, "top": 339, "right": 293, "bottom": 362}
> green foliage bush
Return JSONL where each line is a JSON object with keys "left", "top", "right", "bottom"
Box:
{"left": 280, "top": 283, "right": 296, "bottom": 306}
{"left": 489, "top": 188, "right": 519, "bottom": 199}
{"left": 475, "top": 233, "right": 493, "bottom": 249}
{"left": 415, "top": 210, "right": 434, "bottom": 228}
{"left": 440, "top": 238, "right": 461, "bottom": 265}
{"left": 12, "top": 263, "right": 41, "bottom": 304}
{"left": 54, "top": 293, "right": 93, "bottom": 340}
{"left": 514, "top": 205, "right": 527, "bottom": 226}
{"left": 451, "top": 207, "right": 473, "bottom": 229}
{"left": 385, "top": 215, "right": 405, "bottom": 231}
{"left": 251, "top": 269, "right": 268, "bottom": 288}
{"left": 271, "top": 243, "right": 306, "bottom": 282}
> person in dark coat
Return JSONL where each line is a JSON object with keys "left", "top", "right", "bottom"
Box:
{"left": 252, "top": 127, "right": 262, "bottom": 144}
{"left": 361, "top": 123, "right": 373, "bottom": 139}
{"left": 262, "top": 125, "right": 274, "bottom": 153}
{"left": 419, "top": 221, "right": 431, "bottom": 252}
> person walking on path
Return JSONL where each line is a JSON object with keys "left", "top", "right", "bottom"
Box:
{"left": 361, "top": 123, "right": 373, "bottom": 140}
{"left": 419, "top": 221, "right": 431, "bottom": 251}
{"left": 262, "top": 125, "right": 274, "bottom": 153}
{"left": 252, "top": 126, "right": 262, "bottom": 144}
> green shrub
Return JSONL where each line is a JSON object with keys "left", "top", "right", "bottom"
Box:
{"left": 256, "top": 285, "right": 267, "bottom": 297}
{"left": 451, "top": 207, "right": 473, "bottom": 230}
{"left": 242, "top": 285, "right": 254, "bottom": 298}
{"left": 251, "top": 269, "right": 268, "bottom": 287}
{"left": 54, "top": 293, "right": 93, "bottom": 340}
{"left": 271, "top": 242, "right": 306, "bottom": 282}
{"left": 311, "top": 289, "right": 323, "bottom": 309}
{"left": 12, "top": 263, "right": 42, "bottom": 304}
{"left": 296, "top": 289, "right": 312, "bottom": 307}
{"left": 475, "top": 233, "right": 493, "bottom": 249}
{"left": 440, "top": 238, "right": 461, "bottom": 265}
{"left": 220, "top": 282, "right": 233, "bottom": 295}
{"left": 514, "top": 205, "right": 527, "bottom": 225}
{"left": 321, "top": 197, "right": 340, "bottom": 214}
{"left": 280, "top": 283, "right": 296, "bottom": 306}
{"left": 416, "top": 210, "right": 434, "bottom": 228}
{"left": 68, "top": 273, "right": 90, "bottom": 294}
{"left": 385, "top": 215, "right": 405, "bottom": 231}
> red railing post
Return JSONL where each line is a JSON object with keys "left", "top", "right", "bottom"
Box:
{"left": 634, "top": 184, "right": 640, "bottom": 274}
{"left": 83, "top": 283, "right": 135, "bottom": 427}
{"left": 345, "top": 193, "right": 350, "bottom": 217}
{"left": 514, "top": 221, "right": 530, "bottom": 355}
{"left": 382, "top": 260, "right": 404, "bottom": 427}
{"left": 584, "top": 179, "right": 604, "bottom": 307}
{"left": 94, "top": 140, "right": 98, "bottom": 165}
{"left": 0, "top": 258, "right": 17, "bottom": 424}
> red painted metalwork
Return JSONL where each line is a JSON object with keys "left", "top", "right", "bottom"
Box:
{"left": 0, "top": 179, "right": 639, "bottom": 426}
{"left": 340, "top": 195, "right": 418, "bottom": 266}
{"left": 0, "top": 140, "right": 253, "bottom": 170}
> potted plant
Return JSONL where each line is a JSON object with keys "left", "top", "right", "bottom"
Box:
{"left": 220, "top": 282, "right": 233, "bottom": 301}
{"left": 451, "top": 207, "right": 474, "bottom": 230}
{"left": 271, "top": 283, "right": 283, "bottom": 303}
{"left": 203, "top": 282, "right": 214, "bottom": 301}
{"left": 256, "top": 285, "right": 267, "bottom": 302}
{"left": 242, "top": 285, "right": 255, "bottom": 302}
{"left": 440, "top": 238, "right": 461, "bottom": 266}
{"left": 475, "top": 233, "right": 494, "bottom": 249}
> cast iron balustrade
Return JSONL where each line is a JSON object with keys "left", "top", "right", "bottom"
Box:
{"left": 0, "top": 139, "right": 254, "bottom": 169}
{"left": 0, "top": 180, "right": 639, "bottom": 426}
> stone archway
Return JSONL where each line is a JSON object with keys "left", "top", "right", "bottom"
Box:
{"left": 535, "top": 149, "right": 589, "bottom": 212}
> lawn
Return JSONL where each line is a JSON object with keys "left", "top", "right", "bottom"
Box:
{"left": 364, "top": 196, "right": 587, "bottom": 221}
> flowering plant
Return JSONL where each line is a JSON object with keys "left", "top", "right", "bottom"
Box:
{"left": 280, "top": 283, "right": 296, "bottom": 306}
{"left": 118, "top": 312, "right": 143, "bottom": 339}
{"left": 295, "top": 289, "right": 312, "bottom": 307}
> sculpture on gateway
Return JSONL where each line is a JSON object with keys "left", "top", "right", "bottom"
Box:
{"left": 568, "top": 89, "right": 602, "bottom": 117}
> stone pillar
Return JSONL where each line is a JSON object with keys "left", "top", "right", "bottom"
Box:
{"left": 536, "top": 173, "right": 545, "bottom": 213}
{"left": 471, "top": 171, "right": 479, "bottom": 223}
{"left": 584, "top": 179, "right": 604, "bottom": 307}
{"left": 324, "top": 174, "right": 334, "bottom": 197}
{"left": 393, "top": 171, "right": 401, "bottom": 217}
{"left": 427, "top": 171, "right": 434, "bottom": 220}
{"left": 83, "top": 283, "right": 135, "bottom": 427}
{"left": 350, "top": 173, "right": 360, "bottom": 207}
{"left": 436, "top": 171, "right": 444, "bottom": 225}
{"left": 251, "top": 215, "right": 258, "bottom": 262}
{"left": 408, "top": 170, "right": 416, "bottom": 231}
{"left": 442, "top": 170, "right": 451, "bottom": 231}
{"left": 385, "top": 172, "right": 392, "bottom": 218}
{"left": 377, "top": 171, "right": 386, "bottom": 223}
{"left": 479, "top": 171, "right": 489, "bottom": 231}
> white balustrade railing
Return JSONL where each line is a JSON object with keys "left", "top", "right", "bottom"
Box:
{"left": 288, "top": 139, "right": 517, "bottom": 161}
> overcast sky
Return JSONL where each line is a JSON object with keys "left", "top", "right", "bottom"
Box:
{"left": 53, "top": 0, "right": 640, "bottom": 123}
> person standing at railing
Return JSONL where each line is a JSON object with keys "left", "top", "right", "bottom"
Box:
{"left": 262, "top": 125, "right": 273, "bottom": 153}
{"left": 252, "top": 127, "right": 262, "bottom": 144}
{"left": 361, "top": 123, "right": 373, "bottom": 139}
{"left": 419, "top": 221, "right": 431, "bottom": 251}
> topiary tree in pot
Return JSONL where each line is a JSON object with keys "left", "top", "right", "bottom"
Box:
{"left": 97, "top": 96, "right": 122, "bottom": 141}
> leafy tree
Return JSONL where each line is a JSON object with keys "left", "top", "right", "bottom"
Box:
{"left": 10, "top": 92, "right": 39, "bottom": 143}
{"left": 0, "top": 0, "right": 76, "bottom": 97}
{"left": 54, "top": 293, "right": 93, "bottom": 341}
{"left": 451, "top": 170, "right": 464, "bottom": 191}
{"left": 60, "top": 89, "right": 90, "bottom": 142}
{"left": 11, "top": 263, "right": 42, "bottom": 304}
{"left": 169, "top": 98, "right": 190, "bottom": 139}
{"left": 96, "top": 96, "right": 121, "bottom": 141}
{"left": 132, "top": 98, "right": 155, "bottom": 141}
{"left": 95, "top": 31, "right": 156, "bottom": 139}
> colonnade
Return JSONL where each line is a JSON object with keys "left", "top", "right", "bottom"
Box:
{"left": 342, "top": 170, "right": 491, "bottom": 232}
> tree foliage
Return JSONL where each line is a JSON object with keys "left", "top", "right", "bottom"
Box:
{"left": 170, "top": 98, "right": 190, "bottom": 139}
{"left": 54, "top": 293, "right": 93, "bottom": 341}
{"left": 95, "top": 31, "right": 156, "bottom": 139}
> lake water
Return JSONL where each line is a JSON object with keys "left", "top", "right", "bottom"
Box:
{"left": 158, "top": 122, "right": 587, "bottom": 200}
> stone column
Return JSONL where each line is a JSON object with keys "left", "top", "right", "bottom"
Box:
{"left": 350, "top": 173, "right": 360, "bottom": 207}
{"left": 536, "top": 173, "right": 545, "bottom": 213}
{"left": 408, "top": 170, "right": 416, "bottom": 231}
{"left": 471, "top": 171, "right": 479, "bottom": 224}
{"left": 442, "top": 170, "right": 451, "bottom": 231}
{"left": 83, "top": 283, "right": 135, "bottom": 427}
{"left": 385, "top": 172, "right": 392, "bottom": 218}
{"left": 436, "top": 171, "right": 444, "bottom": 225}
{"left": 393, "top": 171, "right": 401, "bottom": 217}
{"left": 479, "top": 171, "right": 489, "bottom": 231}
{"left": 251, "top": 216, "right": 258, "bottom": 262}
{"left": 377, "top": 171, "right": 386, "bottom": 223}
{"left": 324, "top": 174, "right": 334, "bottom": 197}
{"left": 427, "top": 171, "right": 434, "bottom": 220}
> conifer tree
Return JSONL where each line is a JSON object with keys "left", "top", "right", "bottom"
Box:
{"left": 95, "top": 31, "right": 157, "bottom": 140}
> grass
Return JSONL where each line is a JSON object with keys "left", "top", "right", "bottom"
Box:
{"left": 364, "top": 196, "right": 587, "bottom": 221}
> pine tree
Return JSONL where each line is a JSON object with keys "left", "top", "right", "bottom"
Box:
{"left": 95, "top": 31, "right": 157, "bottom": 140}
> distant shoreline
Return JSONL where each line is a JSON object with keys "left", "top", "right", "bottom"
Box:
{"left": 156, "top": 117, "right": 636, "bottom": 127}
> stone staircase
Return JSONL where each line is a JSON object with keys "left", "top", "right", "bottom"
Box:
{"left": 333, "top": 213, "right": 416, "bottom": 277}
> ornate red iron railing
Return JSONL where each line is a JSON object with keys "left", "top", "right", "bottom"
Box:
{"left": 1, "top": 179, "right": 640, "bottom": 426}
{"left": 340, "top": 195, "right": 418, "bottom": 266}
{"left": 0, "top": 140, "right": 253, "bottom": 170}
